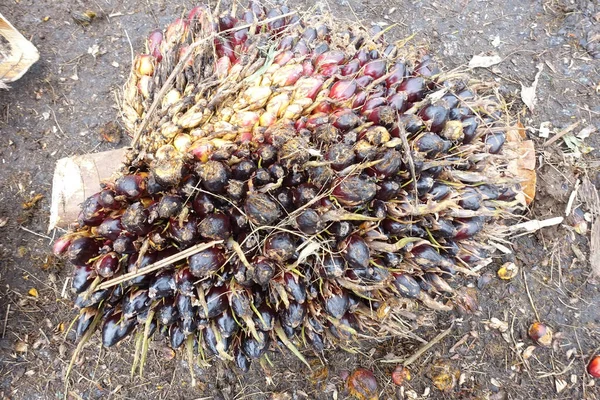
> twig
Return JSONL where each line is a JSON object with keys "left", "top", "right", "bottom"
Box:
{"left": 543, "top": 121, "right": 580, "bottom": 147}
{"left": 96, "top": 240, "right": 222, "bottom": 290}
{"left": 20, "top": 225, "right": 52, "bottom": 240}
{"left": 522, "top": 270, "right": 540, "bottom": 322}
{"left": 124, "top": 29, "right": 134, "bottom": 70}
{"left": 131, "top": 11, "right": 297, "bottom": 148}
{"left": 381, "top": 322, "right": 454, "bottom": 365}
{"left": 2, "top": 304, "right": 9, "bottom": 338}
{"left": 564, "top": 179, "right": 580, "bottom": 216}
{"left": 396, "top": 120, "right": 419, "bottom": 205}
{"left": 48, "top": 106, "right": 66, "bottom": 138}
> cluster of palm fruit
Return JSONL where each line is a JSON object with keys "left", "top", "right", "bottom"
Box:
{"left": 54, "top": 2, "right": 529, "bottom": 373}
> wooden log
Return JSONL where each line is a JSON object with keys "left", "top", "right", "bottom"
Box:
{"left": 49, "top": 148, "right": 129, "bottom": 231}
{"left": 0, "top": 12, "right": 39, "bottom": 87}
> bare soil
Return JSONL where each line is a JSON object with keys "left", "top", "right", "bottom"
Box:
{"left": 1, "top": 0, "right": 599, "bottom": 399}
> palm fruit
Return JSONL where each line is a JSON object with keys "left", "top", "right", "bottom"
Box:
{"left": 57, "top": 2, "right": 534, "bottom": 375}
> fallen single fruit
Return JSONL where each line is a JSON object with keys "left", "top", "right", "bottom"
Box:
{"left": 497, "top": 262, "right": 518, "bottom": 280}
{"left": 428, "top": 359, "right": 460, "bottom": 392}
{"left": 347, "top": 368, "right": 379, "bottom": 400}
{"left": 391, "top": 365, "right": 411, "bottom": 386}
{"left": 587, "top": 356, "right": 600, "bottom": 378}
{"left": 528, "top": 322, "right": 553, "bottom": 347}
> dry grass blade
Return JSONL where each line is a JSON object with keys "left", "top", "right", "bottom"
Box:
{"left": 580, "top": 177, "right": 600, "bottom": 277}
{"left": 273, "top": 323, "right": 311, "bottom": 369}
{"left": 381, "top": 322, "right": 454, "bottom": 365}
{"left": 64, "top": 308, "right": 103, "bottom": 384}
{"left": 96, "top": 240, "right": 222, "bottom": 290}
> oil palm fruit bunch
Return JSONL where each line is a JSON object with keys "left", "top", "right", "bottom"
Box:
{"left": 55, "top": 2, "right": 533, "bottom": 375}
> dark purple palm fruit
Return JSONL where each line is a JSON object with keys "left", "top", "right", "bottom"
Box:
{"left": 201, "top": 285, "right": 229, "bottom": 319}
{"left": 234, "top": 344, "right": 251, "bottom": 372}
{"left": 94, "top": 252, "right": 121, "bottom": 278}
{"left": 292, "top": 183, "right": 319, "bottom": 208}
{"left": 330, "top": 221, "right": 353, "bottom": 241}
{"left": 75, "top": 307, "right": 98, "bottom": 338}
{"left": 263, "top": 233, "right": 295, "bottom": 263}
{"left": 332, "top": 176, "right": 377, "bottom": 207}
{"left": 156, "top": 195, "right": 183, "bottom": 219}
{"left": 67, "top": 237, "right": 101, "bottom": 265}
{"left": 252, "top": 257, "right": 277, "bottom": 286}
{"left": 113, "top": 233, "right": 137, "bottom": 255}
{"left": 198, "top": 160, "right": 230, "bottom": 194}
{"left": 203, "top": 325, "right": 229, "bottom": 357}
{"left": 454, "top": 217, "right": 484, "bottom": 240}
{"left": 419, "top": 105, "right": 449, "bottom": 134}
{"left": 121, "top": 202, "right": 152, "bottom": 236}
{"left": 188, "top": 246, "right": 226, "bottom": 277}
{"left": 74, "top": 287, "right": 112, "bottom": 309}
{"left": 370, "top": 149, "right": 403, "bottom": 179}
{"left": 216, "top": 308, "right": 239, "bottom": 338}
{"left": 169, "top": 323, "right": 186, "bottom": 349}
{"left": 253, "top": 304, "right": 275, "bottom": 332}
{"left": 279, "top": 301, "right": 306, "bottom": 329}
{"left": 78, "top": 193, "right": 107, "bottom": 226}
{"left": 459, "top": 188, "right": 483, "bottom": 211}
{"left": 175, "top": 267, "right": 195, "bottom": 296}
{"left": 122, "top": 289, "right": 151, "bottom": 319}
{"left": 126, "top": 251, "right": 157, "bottom": 286}
{"left": 231, "top": 159, "right": 257, "bottom": 181}
{"left": 168, "top": 214, "right": 199, "bottom": 248}
{"left": 198, "top": 212, "right": 231, "bottom": 240}
{"left": 324, "top": 287, "right": 350, "bottom": 319}
{"left": 329, "top": 312, "right": 359, "bottom": 340}
{"left": 102, "top": 310, "right": 138, "bottom": 347}
{"left": 462, "top": 117, "right": 479, "bottom": 143}
{"left": 148, "top": 270, "right": 175, "bottom": 299}
{"left": 398, "top": 77, "right": 426, "bottom": 102}
{"left": 115, "top": 173, "right": 148, "bottom": 200}
{"left": 296, "top": 209, "right": 323, "bottom": 235}
{"left": 321, "top": 255, "right": 347, "bottom": 278}
{"left": 485, "top": 132, "right": 506, "bottom": 154}
{"left": 72, "top": 265, "right": 96, "bottom": 293}
{"left": 156, "top": 297, "right": 179, "bottom": 325}
{"left": 176, "top": 293, "right": 195, "bottom": 320}
{"left": 326, "top": 143, "right": 356, "bottom": 171}
{"left": 392, "top": 274, "right": 421, "bottom": 298}
{"left": 244, "top": 193, "right": 282, "bottom": 226}
{"left": 339, "top": 234, "right": 370, "bottom": 269}
{"left": 283, "top": 273, "right": 307, "bottom": 304}
{"left": 98, "top": 189, "right": 121, "bottom": 210}
{"left": 192, "top": 193, "right": 215, "bottom": 217}
{"left": 241, "top": 330, "right": 270, "bottom": 359}
{"left": 414, "top": 133, "right": 452, "bottom": 158}
{"left": 96, "top": 217, "right": 124, "bottom": 241}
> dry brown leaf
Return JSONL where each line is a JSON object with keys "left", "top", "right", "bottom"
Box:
{"left": 14, "top": 340, "right": 28, "bottom": 353}
{"left": 521, "top": 64, "right": 543, "bottom": 112}
{"left": 22, "top": 193, "right": 44, "bottom": 210}
{"left": 468, "top": 54, "right": 503, "bottom": 69}
{"left": 428, "top": 359, "right": 460, "bottom": 392}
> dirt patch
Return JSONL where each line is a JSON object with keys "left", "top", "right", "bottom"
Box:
{"left": 1, "top": 0, "right": 599, "bottom": 399}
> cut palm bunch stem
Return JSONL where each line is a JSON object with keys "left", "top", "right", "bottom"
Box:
{"left": 54, "top": 2, "right": 536, "bottom": 378}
